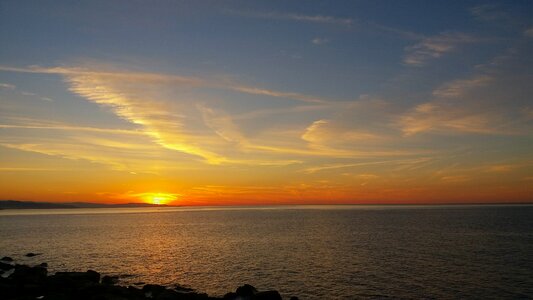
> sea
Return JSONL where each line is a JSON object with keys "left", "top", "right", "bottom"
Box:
{"left": 1, "top": 205, "right": 532, "bottom": 299}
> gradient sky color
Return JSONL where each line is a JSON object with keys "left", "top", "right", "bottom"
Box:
{"left": 0, "top": 1, "right": 531, "bottom": 205}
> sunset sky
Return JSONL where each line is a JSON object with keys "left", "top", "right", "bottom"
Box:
{"left": 0, "top": 1, "right": 531, "bottom": 205}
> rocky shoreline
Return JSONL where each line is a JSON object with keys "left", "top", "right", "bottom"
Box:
{"left": 0, "top": 256, "right": 298, "bottom": 300}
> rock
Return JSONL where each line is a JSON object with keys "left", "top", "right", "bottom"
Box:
{"left": 0, "top": 262, "right": 14, "bottom": 271}
{"left": 38, "top": 262, "right": 48, "bottom": 268}
{"left": 155, "top": 289, "right": 180, "bottom": 300}
{"left": 0, "top": 256, "right": 13, "bottom": 262}
{"left": 289, "top": 297, "right": 299, "bottom": 300}
{"left": 175, "top": 284, "right": 195, "bottom": 293}
{"left": 223, "top": 292, "right": 238, "bottom": 299}
{"left": 52, "top": 269, "right": 100, "bottom": 283}
{"left": 102, "top": 275, "right": 120, "bottom": 285}
{"left": 12, "top": 264, "right": 48, "bottom": 284}
{"left": 142, "top": 284, "right": 167, "bottom": 298}
{"left": 25, "top": 252, "right": 42, "bottom": 257}
{"left": 1, "top": 268, "right": 15, "bottom": 279}
{"left": 48, "top": 270, "right": 101, "bottom": 291}
{"left": 252, "top": 291, "right": 282, "bottom": 300}
{"left": 235, "top": 284, "right": 258, "bottom": 297}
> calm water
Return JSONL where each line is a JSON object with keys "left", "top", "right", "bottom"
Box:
{"left": 1, "top": 205, "right": 532, "bottom": 299}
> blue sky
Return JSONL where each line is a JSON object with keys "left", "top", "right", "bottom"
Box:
{"left": 0, "top": 1, "right": 531, "bottom": 204}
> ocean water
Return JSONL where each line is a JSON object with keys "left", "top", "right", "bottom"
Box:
{"left": 0, "top": 205, "right": 532, "bottom": 299}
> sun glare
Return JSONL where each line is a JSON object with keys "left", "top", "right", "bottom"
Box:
{"left": 139, "top": 193, "right": 178, "bottom": 205}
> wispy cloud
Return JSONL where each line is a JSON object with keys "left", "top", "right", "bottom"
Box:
{"left": 0, "top": 65, "right": 332, "bottom": 104}
{"left": 226, "top": 10, "right": 353, "bottom": 26}
{"left": 404, "top": 32, "right": 477, "bottom": 66}
{"left": 432, "top": 75, "right": 492, "bottom": 98}
{"left": 470, "top": 4, "right": 510, "bottom": 22}
{"left": 399, "top": 52, "right": 532, "bottom": 136}
{"left": 524, "top": 27, "right": 533, "bottom": 38}
{"left": 227, "top": 9, "right": 425, "bottom": 41}
{"left": 0, "top": 83, "right": 16, "bottom": 89}
{"left": 311, "top": 37, "right": 329, "bottom": 45}
{"left": 302, "top": 157, "right": 432, "bottom": 174}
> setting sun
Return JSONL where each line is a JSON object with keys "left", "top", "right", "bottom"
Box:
{"left": 138, "top": 193, "right": 178, "bottom": 205}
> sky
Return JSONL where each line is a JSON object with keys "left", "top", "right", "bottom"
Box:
{"left": 0, "top": 0, "right": 531, "bottom": 205}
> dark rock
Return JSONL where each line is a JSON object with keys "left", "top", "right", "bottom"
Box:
{"left": 26, "top": 252, "right": 42, "bottom": 257}
{"left": 142, "top": 284, "right": 167, "bottom": 298}
{"left": 59, "top": 269, "right": 99, "bottom": 283}
{"left": 175, "top": 284, "right": 195, "bottom": 293}
{"left": 155, "top": 289, "right": 180, "bottom": 300}
{"left": 38, "top": 262, "right": 48, "bottom": 268}
{"left": 102, "top": 275, "right": 120, "bottom": 285}
{"left": 223, "top": 292, "right": 238, "bottom": 299}
{"left": 12, "top": 264, "right": 48, "bottom": 284}
{"left": 93, "top": 285, "right": 142, "bottom": 300}
{"left": 0, "top": 256, "right": 13, "bottom": 262}
{"left": 252, "top": 291, "right": 282, "bottom": 300}
{"left": 179, "top": 292, "right": 210, "bottom": 300}
{"left": 48, "top": 270, "right": 101, "bottom": 291}
{"left": 235, "top": 284, "right": 258, "bottom": 297}
{"left": 289, "top": 297, "right": 299, "bottom": 300}
{"left": 0, "top": 262, "right": 14, "bottom": 271}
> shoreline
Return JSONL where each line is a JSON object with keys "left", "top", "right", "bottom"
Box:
{"left": 0, "top": 256, "right": 296, "bottom": 300}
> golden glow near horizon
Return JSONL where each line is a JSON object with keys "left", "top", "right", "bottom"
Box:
{"left": 0, "top": 2, "right": 531, "bottom": 205}
{"left": 138, "top": 193, "right": 179, "bottom": 205}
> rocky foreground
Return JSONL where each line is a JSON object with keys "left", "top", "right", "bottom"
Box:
{"left": 0, "top": 256, "right": 298, "bottom": 300}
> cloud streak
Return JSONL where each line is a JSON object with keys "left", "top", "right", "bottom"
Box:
{"left": 404, "top": 32, "right": 477, "bottom": 66}
{"left": 226, "top": 10, "right": 353, "bottom": 26}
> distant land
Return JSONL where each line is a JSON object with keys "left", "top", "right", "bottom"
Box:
{"left": 0, "top": 200, "right": 173, "bottom": 210}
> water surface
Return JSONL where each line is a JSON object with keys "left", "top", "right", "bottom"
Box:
{"left": 1, "top": 205, "right": 532, "bottom": 299}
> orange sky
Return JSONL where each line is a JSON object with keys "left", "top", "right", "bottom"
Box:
{"left": 0, "top": 2, "right": 531, "bottom": 205}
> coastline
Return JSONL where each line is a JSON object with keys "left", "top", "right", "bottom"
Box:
{"left": 0, "top": 256, "right": 295, "bottom": 300}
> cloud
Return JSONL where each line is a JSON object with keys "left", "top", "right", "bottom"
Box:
{"left": 1, "top": 64, "right": 375, "bottom": 169}
{"left": 311, "top": 37, "right": 329, "bottom": 45}
{"left": 197, "top": 104, "right": 247, "bottom": 145}
{"left": 524, "top": 28, "right": 533, "bottom": 38}
{"left": 228, "top": 85, "right": 329, "bottom": 104}
{"left": 63, "top": 68, "right": 227, "bottom": 164}
{"left": 227, "top": 10, "right": 353, "bottom": 26}
{"left": 227, "top": 9, "right": 426, "bottom": 41}
{"left": 399, "top": 50, "right": 533, "bottom": 136}
{"left": 399, "top": 74, "right": 512, "bottom": 135}
{"left": 302, "top": 157, "right": 432, "bottom": 174}
{"left": 301, "top": 119, "right": 383, "bottom": 144}
{"left": 470, "top": 4, "right": 510, "bottom": 22}
{"left": 0, "top": 65, "right": 333, "bottom": 104}
{"left": 432, "top": 75, "right": 492, "bottom": 98}
{"left": 404, "top": 32, "right": 477, "bottom": 66}
{"left": 0, "top": 83, "right": 16, "bottom": 89}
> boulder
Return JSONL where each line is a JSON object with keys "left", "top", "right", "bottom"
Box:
{"left": 102, "top": 275, "right": 120, "bottom": 285}
{"left": 175, "top": 284, "right": 195, "bottom": 293}
{"left": 25, "top": 252, "right": 42, "bottom": 257}
{"left": 48, "top": 270, "right": 101, "bottom": 291}
{"left": 0, "top": 256, "right": 13, "bottom": 262}
{"left": 252, "top": 291, "right": 282, "bottom": 300}
{"left": 235, "top": 284, "right": 258, "bottom": 297}
{"left": 12, "top": 264, "right": 48, "bottom": 284}
{"left": 155, "top": 289, "right": 180, "bottom": 300}
{"left": 223, "top": 292, "right": 238, "bottom": 299}
{"left": 0, "top": 262, "right": 14, "bottom": 271}
{"left": 142, "top": 284, "right": 167, "bottom": 298}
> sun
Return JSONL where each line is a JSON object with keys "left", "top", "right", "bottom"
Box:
{"left": 138, "top": 193, "right": 178, "bottom": 205}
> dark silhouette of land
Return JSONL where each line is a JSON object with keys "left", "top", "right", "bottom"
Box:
{"left": 0, "top": 200, "right": 175, "bottom": 210}
{"left": 0, "top": 257, "right": 292, "bottom": 300}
